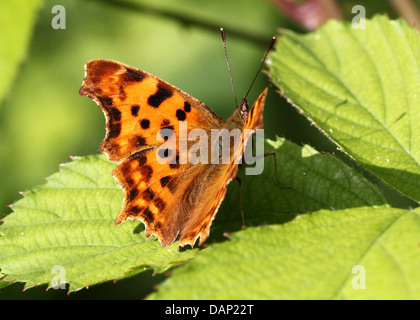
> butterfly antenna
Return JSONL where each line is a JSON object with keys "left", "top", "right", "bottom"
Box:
{"left": 244, "top": 36, "right": 276, "bottom": 100}
{"left": 220, "top": 28, "right": 238, "bottom": 108}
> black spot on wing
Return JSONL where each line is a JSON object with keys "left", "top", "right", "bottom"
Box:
{"left": 176, "top": 109, "right": 186, "bottom": 121}
{"left": 153, "top": 198, "right": 166, "bottom": 211}
{"left": 160, "top": 176, "right": 177, "bottom": 194}
{"left": 142, "top": 208, "right": 154, "bottom": 224}
{"left": 154, "top": 221, "right": 163, "bottom": 230}
{"left": 129, "top": 135, "right": 147, "bottom": 150}
{"left": 141, "top": 165, "right": 153, "bottom": 182}
{"left": 98, "top": 96, "right": 113, "bottom": 108}
{"left": 160, "top": 176, "right": 171, "bottom": 188}
{"left": 118, "top": 85, "right": 127, "bottom": 101}
{"left": 128, "top": 189, "right": 138, "bottom": 202}
{"left": 184, "top": 101, "right": 191, "bottom": 112}
{"left": 108, "top": 122, "right": 121, "bottom": 139}
{"left": 142, "top": 188, "right": 155, "bottom": 201}
{"left": 140, "top": 119, "right": 150, "bottom": 129}
{"left": 161, "top": 119, "right": 170, "bottom": 127}
{"left": 131, "top": 105, "right": 140, "bottom": 117}
{"left": 138, "top": 154, "right": 147, "bottom": 167}
{"left": 122, "top": 67, "right": 146, "bottom": 82}
{"left": 135, "top": 135, "right": 146, "bottom": 147}
{"left": 129, "top": 205, "right": 142, "bottom": 215}
{"left": 148, "top": 83, "right": 173, "bottom": 108}
{"left": 109, "top": 107, "right": 121, "bottom": 121}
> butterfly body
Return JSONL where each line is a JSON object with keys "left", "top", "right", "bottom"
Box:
{"left": 80, "top": 59, "right": 267, "bottom": 248}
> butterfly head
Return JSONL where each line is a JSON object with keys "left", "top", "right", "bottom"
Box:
{"left": 238, "top": 97, "right": 249, "bottom": 120}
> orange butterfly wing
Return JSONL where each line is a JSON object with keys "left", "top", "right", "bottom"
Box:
{"left": 176, "top": 89, "right": 267, "bottom": 247}
{"left": 79, "top": 59, "right": 224, "bottom": 162}
{"left": 80, "top": 59, "right": 267, "bottom": 248}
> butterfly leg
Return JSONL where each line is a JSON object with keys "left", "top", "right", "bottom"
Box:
{"left": 250, "top": 134, "right": 291, "bottom": 189}
{"left": 234, "top": 176, "right": 246, "bottom": 229}
{"left": 262, "top": 151, "right": 292, "bottom": 189}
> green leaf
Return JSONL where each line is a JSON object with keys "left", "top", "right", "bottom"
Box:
{"left": 0, "top": 137, "right": 388, "bottom": 292}
{"left": 269, "top": 15, "right": 420, "bottom": 202}
{"left": 0, "top": 0, "right": 44, "bottom": 106}
{"left": 0, "top": 155, "right": 197, "bottom": 292}
{"left": 199, "top": 137, "right": 390, "bottom": 244}
{"left": 148, "top": 207, "right": 420, "bottom": 300}
{"left": 0, "top": 275, "right": 11, "bottom": 290}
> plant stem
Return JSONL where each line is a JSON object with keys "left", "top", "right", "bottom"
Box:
{"left": 92, "top": 0, "right": 271, "bottom": 47}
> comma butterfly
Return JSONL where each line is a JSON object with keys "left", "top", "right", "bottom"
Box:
{"left": 79, "top": 31, "right": 275, "bottom": 248}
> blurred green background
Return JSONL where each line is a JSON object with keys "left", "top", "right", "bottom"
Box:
{"left": 0, "top": 0, "right": 417, "bottom": 299}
